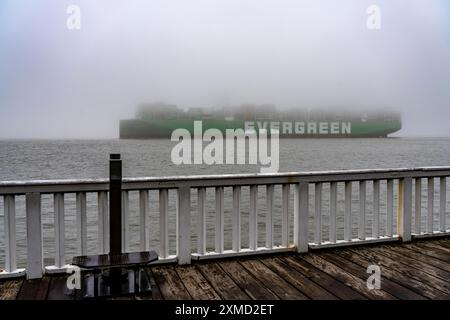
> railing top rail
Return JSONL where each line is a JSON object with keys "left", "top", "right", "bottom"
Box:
{"left": 1, "top": 166, "right": 450, "bottom": 195}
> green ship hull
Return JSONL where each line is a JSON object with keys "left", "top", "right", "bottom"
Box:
{"left": 120, "top": 119, "right": 401, "bottom": 138}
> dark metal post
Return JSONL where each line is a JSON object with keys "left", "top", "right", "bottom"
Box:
{"left": 109, "top": 154, "right": 122, "bottom": 255}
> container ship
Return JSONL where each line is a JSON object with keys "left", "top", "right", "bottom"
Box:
{"left": 120, "top": 103, "right": 401, "bottom": 139}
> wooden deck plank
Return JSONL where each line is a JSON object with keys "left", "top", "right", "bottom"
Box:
{"left": 301, "top": 254, "right": 396, "bottom": 300}
{"left": 418, "top": 240, "right": 450, "bottom": 255}
{"left": 319, "top": 251, "right": 426, "bottom": 300}
{"left": 151, "top": 266, "right": 192, "bottom": 300}
{"left": 219, "top": 261, "right": 279, "bottom": 300}
{"left": 350, "top": 247, "right": 450, "bottom": 297}
{"left": 3, "top": 238, "right": 450, "bottom": 300}
{"left": 175, "top": 265, "right": 221, "bottom": 300}
{"left": 0, "top": 279, "right": 22, "bottom": 300}
{"left": 17, "top": 278, "right": 50, "bottom": 300}
{"left": 240, "top": 259, "right": 308, "bottom": 300}
{"left": 386, "top": 245, "right": 450, "bottom": 273}
{"left": 197, "top": 263, "right": 250, "bottom": 300}
{"left": 283, "top": 256, "right": 367, "bottom": 300}
{"left": 434, "top": 238, "right": 450, "bottom": 249}
{"left": 374, "top": 245, "right": 450, "bottom": 282}
{"left": 47, "top": 277, "right": 74, "bottom": 300}
{"left": 411, "top": 241, "right": 450, "bottom": 262}
{"left": 260, "top": 257, "right": 337, "bottom": 300}
{"left": 338, "top": 249, "right": 442, "bottom": 299}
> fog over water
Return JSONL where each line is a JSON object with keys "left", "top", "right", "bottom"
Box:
{"left": 0, "top": 0, "right": 449, "bottom": 138}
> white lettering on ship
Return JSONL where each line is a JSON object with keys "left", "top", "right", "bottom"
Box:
{"left": 244, "top": 121, "right": 352, "bottom": 135}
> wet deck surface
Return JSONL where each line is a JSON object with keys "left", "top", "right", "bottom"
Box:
{"left": 2, "top": 237, "right": 450, "bottom": 300}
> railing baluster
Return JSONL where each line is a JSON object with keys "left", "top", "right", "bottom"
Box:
{"left": 215, "top": 187, "right": 224, "bottom": 253}
{"left": 232, "top": 186, "right": 241, "bottom": 252}
{"left": 440, "top": 177, "right": 446, "bottom": 232}
{"left": 344, "top": 181, "right": 352, "bottom": 241}
{"left": 397, "top": 178, "right": 412, "bottom": 242}
{"left": 373, "top": 180, "right": 380, "bottom": 238}
{"left": 330, "top": 182, "right": 337, "bottom": 243}
{"left": 159, "top": 189, "right": 169, "bottom": 258}
{"left": 294, "top": 182, "right": 308, "bottom": 253}
{"left": 266, "top": 185, "right": 274, "bottom": 249}
{"left": 197, "top": 188, "right": 206, "bottom": 255}
{"left": 4, "top": 195, "right": 17, "bottom": 273}
{"left": 139, "top": 190, "right": 149, "bottom": 251}
{"left": 314, "top": 183, "right": 322, "bottom": 245}
{"left": 249, "top": 185, "right": 258, "bottom": 250}
{"left": 54, "top": 193, "right": 65, "bottom": 268}
{"left": 76, "top": 192, "right": 87, "bottom": 255}
{"left": 281, "top": 184, "right": 290, "bottom": 247}
{"left": 177, "top": 186, "right": 191, "bottom": 264}
{"left": 359, "top": 181, "right": 366, "bottom": 240}
{"left": 427, "top": 178, "right": 434, "bottom": 233}
{"left": 121, "top": 190, "right": 129, "bottom": 252}
{"left": 97, "top": 191, "right": 109, "bottom": 254}
{"left": 26, "top": 193, "right": 42, "bottom": 279}
{"left": 386, "top": 179, "right": 394, "bottom": 237}
{"left": 414, "top": 178, "right": 421, "bottom": 235}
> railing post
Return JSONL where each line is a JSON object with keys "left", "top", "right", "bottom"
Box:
{"left": 232, "top": 186, "right": 241, "bottom": 252}
{"left": 98, "top": 191, "right": 109, "bottom": 254}
{"left": 109, "top": 154, "right": 122, "bottom": 255}
{"left": 159, "top": 189, "right": 169, "bottom": 258}
{"left": 215, "top": 187, "right": 224, "bottom": 253}
{"left": 397, "top": 177, "right": 412, "bottom": 242}
{"left": 26, "top": 192, "right": 43, "bottom": 279}
{"left": 4, "top": 195, "right": 17, "bottom": 272}
{"left": 54, "top": 193, "right": 65, "bottom": 268}
{"left": 294, "top": 182, "right": 309, "bottom": 253}
{"left": 198, "top": 188, "right": 206, "bottom": 255}
{"left": 139, "top": 190, "right": 150, "bottom": 251}
{"left": 76, "top": 192, "right": 87, "bottom": 255}
{"left": 177, "top": 186, "right": 191, "bottom": 264}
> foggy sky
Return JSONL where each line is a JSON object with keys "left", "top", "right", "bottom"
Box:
{"left": 0, "top": 0, "right": 449, "bottom": 138}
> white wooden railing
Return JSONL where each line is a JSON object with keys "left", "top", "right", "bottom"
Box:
{"left": 1, "top": 167, "right": 449, "bottom": 279}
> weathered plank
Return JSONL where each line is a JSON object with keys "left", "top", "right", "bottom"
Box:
{"left": 0, "top": 280, "right": 22, "bottom": 300}
{"left": 434, "top": 239, "right": 450, "bottom": 250}
{"left": 175, "top": 265, "right": 221, "bottom": 300}
{"left": 283, "top": 256, "right": 366, "bottom": 299}
{"left": 319, "top": 252, "right": 426, "bottom": 300}
{"left": 386, "top": 245, "right": 450, "bottom": 273}
{"left": 219, "top": 261, "right": 279, "bottom": 300}
{"left": 151, "top": 266, "right": 191, "bottom": 300}
{"left": 47, "top": 277, "right": 74, "bottom": 300}
{"left": 260, "top": 257, "right": 337, "bottom": 300}
{"left": 240, "top": 259, "right": 308, "bottom": 300}
{"left": 17, "top": 278, "right": 50, "bottom": 300}
{"left": 412, "top": 241, "right": 450, "bottom": 262}
{"left": 339, "top": 249, "right": 446, "bottom": 300}
{"left": 197, "top": 263, "right": 249, "bottom": 300}
{"left": 374, "top": 245, "right": 450, "bottom": 282}
{"left": 350, "top": 247, "right": 450, "bottom": 296}
{"left": 301, "top": 254, "right": 396, "bottom": 300}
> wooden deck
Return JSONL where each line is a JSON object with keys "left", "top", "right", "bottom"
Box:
{"left": 2, "top": 237, "right": 450, "bottom": 300}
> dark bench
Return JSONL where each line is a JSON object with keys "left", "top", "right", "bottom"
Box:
{"left": 72, "top": 251, "right": 158, "bottom": 298}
